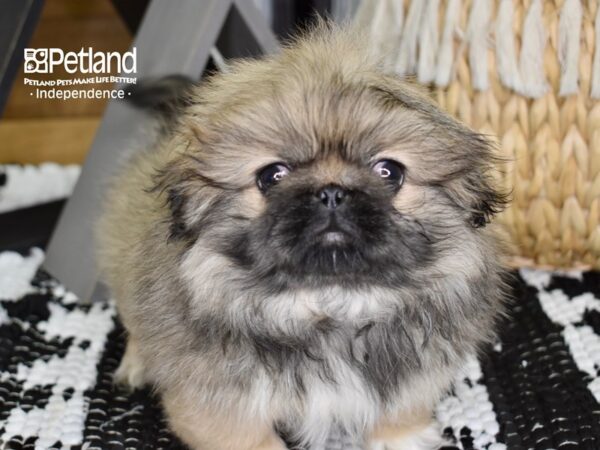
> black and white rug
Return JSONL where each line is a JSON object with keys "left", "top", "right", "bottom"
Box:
{"left": 1, "top": 165, "right": 599, "bottom": 449}
{"left": 1, "top": 252, "right": 600, "bottom": 450}
{"left": 0, "top": 164, "right": 80, "bottom": 254}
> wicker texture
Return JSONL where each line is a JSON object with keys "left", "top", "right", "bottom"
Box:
{"left": 432, "top": 0, "right": 600, "bottom": 268}
{"left": 357, "top": 0, "right": 600, "bottom": 269}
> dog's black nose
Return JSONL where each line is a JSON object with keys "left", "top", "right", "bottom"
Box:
{"left": 318, "top": 185, "right": 346, "bottom": 209}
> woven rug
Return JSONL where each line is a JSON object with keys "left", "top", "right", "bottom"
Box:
{"left": 0, "top": 248, "right": 599, "bottom": 450}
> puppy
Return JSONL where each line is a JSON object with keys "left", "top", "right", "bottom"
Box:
{"left": 97, "top": 23, "right": 507, "bottom": 450}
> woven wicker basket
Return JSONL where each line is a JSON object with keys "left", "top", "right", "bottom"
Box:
{"left": 356, "top": 0, "right": 600, "bottom": 269}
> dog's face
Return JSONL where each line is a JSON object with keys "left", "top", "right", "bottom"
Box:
{"left": 247, "top": 154, "right": 421, "bottom": 286}
{"left": 155, "top": 32, "right": 505, "bottom": 293}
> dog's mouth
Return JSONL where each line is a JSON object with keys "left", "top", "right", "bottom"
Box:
{"left": 316, "top": 222, "right": 353, "bottom": 246}
{"left": 312, "top": 214, "right": 356, "bottom": 247}
{"left": 292, "top": 226, "right": 368, "bottom": 277}
{"left": 245, "top": 192, "right": 408, "bottom": 284}
{"left": 319, "top": 230, "right": 348, "bottom": 245}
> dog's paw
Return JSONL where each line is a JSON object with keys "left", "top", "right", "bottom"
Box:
{"left": 254, "top": 435, "right": 288, "bottom": 450}
{"left": 369, "top": 423, "right": 445, "bottom": 450}
{"left": 368, "top": 442, "right": 386, "bottom": 450}
{"left": 113, "top": 340, "right": 146, "bottom": 390}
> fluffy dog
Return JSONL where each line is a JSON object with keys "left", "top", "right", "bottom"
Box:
{"left": 97, "top": 23, "right": 508, "bottom": 450}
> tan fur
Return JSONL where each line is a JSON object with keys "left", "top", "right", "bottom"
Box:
{"left": 114, "top": 338, "right": 146, "bottom": 389}
{"left": 163, "top": 388, "right": 287, "bottom": 450}
{"left": 97, "top": 22, "right": 507, "bottom": 450}
{"left": 369, "top": 419, "right": 444, "bottom": 450}
{"left": 238, "top": 186, "right": 267, "bottom": 219}
{"left": 370, "top": 408, "right": 431, "bottom": 440}
{"left": 312, "top": 156, "right": 351, "bottom": 185}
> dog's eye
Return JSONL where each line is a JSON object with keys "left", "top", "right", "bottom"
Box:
{"left": 257, "top": 163, "right": 290, "bottom": 192}
{"left": 373, "top": 159, "right": 405, "bottom": 187}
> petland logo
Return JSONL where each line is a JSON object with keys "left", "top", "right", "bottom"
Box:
{"left": 23, "top": 47, "right": 138, "bottom": 101}
{"left": 24, "top": 47, "right": 137, "bottom": 74}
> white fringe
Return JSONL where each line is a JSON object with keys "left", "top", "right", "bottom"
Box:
{"left": 355, "top": 0, "right": 591, "bottom": 98}
{"left": 353, "top": 0, "right": 377, "bottom": 31}
{"left": 435, "top": 0, "right": 462, "bottom": 87}
{"left": 365, "top": 0, "right": 405, "bottom": 69}
{"left": 369, "top": 0, "right": 390, "bottom": 59}
{"left": 558, "top": 0, "right": 583, "bottom": 96}
{"left": 495, "top": 0, "right": 522, "bottom": 91}
{"left": 417, "top": 0, "right": 440, "bottom": 84}
{"left": 395, "top": 0, "right": 426, "bottom": 76}
{"left": 592, "top": 3, "right": 600, "bottom": 98}
{"left": 466, "top": 0, "right": 492, "bottom": 91}
{"left": 518, "top": 0, "right": 549, "bottom": 98}
{"left": 388, "top": 0, "right": 406, "bottom": 67}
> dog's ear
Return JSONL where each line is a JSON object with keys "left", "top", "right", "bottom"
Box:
{"left": 149, "top": 147, "right": 226, "bottom": 242}
{"left": 149, "top": 155, "right": 198, "bottom": 241}
{"left": 164, "top": 182, "right": 192, "bottom": 240}
{"left": 369, "top": 76, "right": 508, "bottom": 227}
{"left": 449, "top": 143, "right": 508, "bottom": 228}
{"left": 433, "top": 125, "right": 508, "bottom": 228}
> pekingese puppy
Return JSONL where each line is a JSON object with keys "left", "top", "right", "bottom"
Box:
{"left": 97, "top": 23, "right": 507, "bottom": 450}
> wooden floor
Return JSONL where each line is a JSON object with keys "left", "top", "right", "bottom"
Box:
{"left": 0, "top": 0, "right": 132, "bottom": 164}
